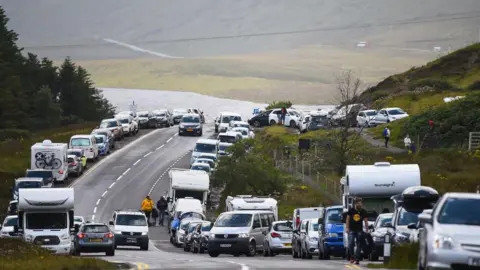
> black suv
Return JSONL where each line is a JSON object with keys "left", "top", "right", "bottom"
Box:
{"left": 178, "top": 114, "right": 203, "bottom": 136}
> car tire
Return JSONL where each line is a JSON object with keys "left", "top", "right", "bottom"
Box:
{"left": 290, "top": 120, "right": 296, "bottom": 128}
{"left": 262, "top": 243, "right": 269, "bottom": 257}
{"left": 199, "top": 130, "right": 203, "bottom": 136}
{"left": 77, "top": 171, "right": 81, "bottom": 177}
{"left": 269, "top": 120, "right": 276, "bottom": 126}
{"left": 208, "top": 251, "right": 219, "bottom": 257}
{"left": 73, "top": 249, "right": 80, "bottom": 256}
{"left": 368, "top": 251, "right": 378, "bottom": 261}
{"left": 254, "top": 121, "right": 261, "bottom": 127}
{"left": 246, "top": 241, "right": 256, "bottom": 257}
{"left": 106, "top": 249, "right": 115, "bottom": 256}
{"left": 199, "top": 247, "right": 205, "bottom": 254}
{"left": 140, "top": 243, "right": 149, "bottom": 250}
{"left": 292, "top": 244, "right": 298, "bottom": 258}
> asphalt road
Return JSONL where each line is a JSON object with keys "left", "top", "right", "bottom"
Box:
{"left": 70, "top": 119, "right": 382, "bottom": 269}
{"left": 2, "top": 0, "right": 480, "bottom": 60}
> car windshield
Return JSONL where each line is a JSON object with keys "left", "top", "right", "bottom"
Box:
{"left": 4, "top": 217, "right": 18, "bottom": 227}
{"left": 100, "top": 121, "right": 117, "bottom": 128}
{"left": 326, "top": 209, "right": 343, "bottom": 224}
{"left": 365, "top": 111, "right": 377, "bottom": 116}
{"left": 388, "top": 109, "right": 405, "bottom": 115}
{"left": 83, "top": 225, "right": 110, "bottom": 233}
{"left": 438, "top": 198, "right": 480, "bottom": 225}
{"left": 194, "top": 143, "right": 216, "bottom": 153}
{"left": 202, "top": 223, "right": 212, "bottom": 231}
{"left": 222, "top": 115, "right": 241, "bottom": 123}
{"left": 273, "top": 222, "right": 293, "bottom": 232}
{"left": 67, "top": 151, "right": 82, "bottom": 157}
{"left": 26, "top": 213, "right": 67, "bottom": 229}
{"left": 74, "top": 217, "right": 83, "bottom": 223}
{"left": 376, "top": 216, "right": 392, "bottom": 228}
{"left": 15, "top": 181, "right": 42, "bottom": 191}
{"left": 218, "top": 135, "right": 236, "bottom": 143}
{"left": 26, "top": 170, "right": 53, "bottom": 179}
{"left": 191, "top": 165, "right": 210, "bottom": 172}
{"left": 188, "top": 224, "right": 200, "bottom": 232}
{"left": 236, "top": 124, "right": 249, "bottom": 129}
{"left": 116, "top": 215, "right": 147, "bottom": 226}
{"left": 95, "top": 136, "right": 104, "bottom": 143}
{"left": 119, "top": 118, "right": 129, "bottom": 124}
{"left": 397, "top": 208, "right": 420, "bottom": 226}
{"left": 138, "top": 112, "right": 149, "bottom": 117}
{"left": 215, "top": 213, "right": 252, "bottom": 227}
{"left": 71, "top": 138, "right": 90, "bottom": 146}
{"left": 182, "top": 116, "right": 200, "bottom": 123}
{"left": 67, "top": 157, "right": 75, "bottom": 163}
{"left": 218, "top": 144, "right": 231, "bottom": 151}
{"left": 310, "top": 222, "right": 319, "bottom": 231}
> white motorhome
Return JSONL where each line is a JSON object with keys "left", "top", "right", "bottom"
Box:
{"left": 30, "top": 140, "right": 69, "bottom": 183}
{"left": 225, "top": 195, "right": 279, "bottom": 220}
{"left": 15, "top": 188, "right": 75, "bottom": 254}
{"left": 167, "top": 169, "right": 210, "bottom": 213}
{"left": 340, "top": 162, "right": 421, "bottom": 222}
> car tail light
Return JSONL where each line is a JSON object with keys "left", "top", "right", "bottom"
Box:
{"left": 78, "top": 233, "right": 86, "bottom": 239}
{"left": 58, "top": 170, "right": 64, "bottom": 174}
{"left": 105, "top": 232, "right": 114, "bottom": 238}
{"left": 271, "top": 232, "right": 281, "bottom": 238}
{"left": 295, "top": 216, "right": 300, "bottom": 228}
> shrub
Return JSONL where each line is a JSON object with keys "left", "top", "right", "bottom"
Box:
{"left": 265, "top": 100, "right": 292, "bottom": 110}
{"left": 468, "top": 80, "right": 480, "bottom": 90}
{"left": 408, "top": 78, "right": 455, "bottom": 92}
{"left": 0, "top": 129, "right": 32, "bottom": 141}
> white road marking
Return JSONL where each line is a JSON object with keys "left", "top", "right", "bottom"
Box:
{"left": 91, "top": 215, "right": 95, "bottom": 221}
{"left": 102, "top": 38, "right": 183, "bottom": 59}
{"left": 101, "top": 191, "right": 108, "bottom": 197}
{"left": 227, "top": 261, "right": 250, "bottom": 270}
{"left": 68, "top": 128, "right": 166, "bottom": 187}
{"left": 167, "top": 137, "right": 172, "bottom": 143}
{"left": 122, "top": 168, "right": 131, "bottom": 176}
{"left": 156, "top": 144, "right": 164, "bottom": 150}
{"left": 174, "top": 133, "right": 178, "bottom": 136}
{"left": 109, "top": 182, "right": 115, "bottom": 189}
{"left": 144, "top": 152, "right": 152, "bottom": 158}
{"left": 133, "top": 159, "right": 141, "bottom": 166}
{"left": 148, "top": 151, "right": 190, "bottom": 195}
{"left": 116, "top": 175, "right": 123, "bottom": 181}
{"left": 96, "top": 199, "right": 101, "bottom": 205}
{"left": 93, "top": 207, "right": 97, "bottom": 214}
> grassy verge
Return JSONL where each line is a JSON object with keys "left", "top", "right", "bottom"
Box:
{"left": 0, "top": 238, "right": 116, "bottom": 270}
{"left": 0, "top": 122, "right": 96, "bottom": 212}
{"left": 367, "top": 243, "right": 419, "bottom": 269}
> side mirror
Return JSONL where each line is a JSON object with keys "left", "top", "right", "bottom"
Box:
{"left": 418, "top": 213, "right": 433, "bottom": 224}
{"left": 109, "top": 221, "right": 114, "bottom": 226}
{"left": 407, "top": 223, "right": 417, "bottom": 230}
{"left": 384, "top": 222, "right": 393, "bottom": 228}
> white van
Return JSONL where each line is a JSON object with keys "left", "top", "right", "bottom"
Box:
{"left": 172, "top": 197, "right": 204, "bottom": 216}
{"left": 30, "top": 140, "right": 69, "bottom": 183}
{"left": 190, "top": 139, "right": 218, "bottom": 165}
{"left": 69, "top": 135, "right": 99, "bottom": 161}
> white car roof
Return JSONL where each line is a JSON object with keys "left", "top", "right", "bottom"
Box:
{"left": 221, "top": 112, "right": 241, "bottom": 117}
{"left": 219, "top": 132, "right": 239, "bottom": 137}
{"left": 383, "top": 107, "right": 402, "bottom": 111}
{"left": 68, "top": 148, "right": 84, "bottom": 152}
{"left": 196, "top": 139, "right": 218, "bottom": 145}
{"left": 71, "top": 134, "right": 94, "bottom": 139}
{"left": 183, "top": 113, "right": 200, "bottom": 117}
{"left": 67, "top": 154, "right": 77, "bottom": 159}
{"left": 102, "top": 118, "right": 118, "bottom": 122}
{"left": 360, "top": 109, "right": 377, "bottom": 113}
{"left": 232, "top": 127, "right": 249, "bottom": 131}
{"left": 115, "top": 115, "right": 131, "bottom": 119}
{"left": 231, "top": 121, "right": 249, "bottom": 125}
{"left": 115, "top": 210, "right": 145, "bottom": 215}
{"left": 192, "top": 162, "right": 210, "bottom": 167}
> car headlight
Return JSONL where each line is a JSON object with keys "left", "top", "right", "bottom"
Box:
{"left": 433, "top": 234, "right": 455, "bottom": 249}
{"left": 326, "top": 233, "right": 338, "bottom": 238}
{"left": 141, "top": 232, "right": 148, "bottom": 236}
{"left": 25, "top": 234, "right": 33, "bottom": 242}
{"left": 310, "top": 237, "right": 319, "bottom": 242}
{"left": 238, "top": 233, "right": 249, "bottom": 238}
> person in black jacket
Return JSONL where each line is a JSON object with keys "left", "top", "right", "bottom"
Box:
{"left": 346, "top": 197, "right": 369, "bottom": 264}
{"left": 151, "top": 208, "right": 158, "bottom": 226}
{"left": 157, "top": 197, "right": 168, "bottom": 226}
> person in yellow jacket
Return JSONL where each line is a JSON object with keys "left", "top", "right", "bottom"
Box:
{"left": 141, "top": 195, "right": 154, "bottom": 225}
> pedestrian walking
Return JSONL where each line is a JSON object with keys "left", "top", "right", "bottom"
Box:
{"left": 157, "top": 196, "right": 168, "bottom": 226}
{"left": 404, "top": 134, "right": 411, "bottom": 149}
{"left": 345, "top": 198, "right": 369, "bottom": 264}
{"left": 383, "top": 126, "right": 391, "bottom": 148}
{"left": 281, "top": 107, "right": 287, "bottom": 125}
{"left": 151, "top": 208, "right": 159, "bottom": 226}
{"left": 140, "top": 195, "right": 154, "bottom": 226}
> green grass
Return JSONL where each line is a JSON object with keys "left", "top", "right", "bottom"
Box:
{"left": 0, "top": 122, "right": 96, "bottom": 212}
{"left": 0, "top": 238, "right": 116, "bottom": 270}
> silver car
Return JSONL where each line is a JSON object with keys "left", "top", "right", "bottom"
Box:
{"left": 67, "top": 155, "right": 83, "bottom": 177}
{"left": 262, "top": 220, "right": 293, "bottom": 256}
{"left": 418, "top": 193, "right": 480, "bottom": 269}
{"left": 299, "top": 218, "right": 320, "bottom": 259}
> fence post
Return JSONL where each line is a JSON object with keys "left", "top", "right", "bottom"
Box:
{"left": 469, "top": 132, "right": 473, "bottom": 151}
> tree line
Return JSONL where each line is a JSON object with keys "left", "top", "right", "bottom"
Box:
{"left": 0, "top": 6, "right": 115, "bottom": 139}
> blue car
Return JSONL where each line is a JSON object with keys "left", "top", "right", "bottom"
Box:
{"left": 318, "top": 205, "right": 346, "bottom": 259}
{"left": 95, "top": 134, "right": 110, "bottom": 155}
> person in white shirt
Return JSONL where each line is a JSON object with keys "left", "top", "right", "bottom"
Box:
{"left": 383, "top": 126, "right": 391, "bottom": 148}
{"left": 404, "top": 134, "right": 412, "bottom": 149}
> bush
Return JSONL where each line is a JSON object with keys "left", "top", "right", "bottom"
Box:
{"left": 368, "top": 243, "right": 419, "bottom": 269}
{"left": 265, "top": 100, "right": 292, "bottom": 110}
{"left": 0, "top": 238, "right": 116, "bottom": 270}
{"left": 468, "top": 80, "right": 480, "bottom": 90}
{"left": 0, "top": 129, "right": 32, "bottom": 141}
{"left": 408, "top": 78, "right": 455, "bottom": 92}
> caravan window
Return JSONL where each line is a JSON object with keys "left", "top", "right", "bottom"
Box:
{"left": 175, "top": 190, "right": 204, "bottom": 202}
{"left": 26, "top": 213, "right": 67, "bottom": 229}
{"left": 71, "top": 138, "right": 91, "bottom": 146}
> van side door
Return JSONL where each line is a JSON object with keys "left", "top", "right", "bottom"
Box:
{"left": 251, "top": 214, "right": 263, "bottom": 248}
{"left": 259, "top": 213, "right": 271, "bottom": 245}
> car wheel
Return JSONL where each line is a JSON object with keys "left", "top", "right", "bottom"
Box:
{"left": 199, "top": 246, "right": 205, "bottom": 254}
{"left": 208, "top": 251, "right": 219, "bottom": 257}
{"left": 140, "top": 243, "right": 149, "bottom": 250}
{"left": 263, "top": 243, "right": 269, "bottom": 257}
{"left": 183, "top": 244, "right": 189, "bottom": 252}
{"left": 290, "top": 120, "right": 296, "bottom": 128}
{"left": 199, "top": 130, "right": 203, "bottom": 136}
{"left": 106, "top": 248, "right": 115, "bottom": 256}
{"left": 254, "top": 121, "right": 261, "bottom": 127}
{"left": 292, "top": 244, "right": 298, "bottom": 258}
{"left": 269, "top": 120, "right": 276, "bottom": 126}
{"left": 246, "top": 241, "right": 256, "bottom": 257}
{"left": 368, "top": 251, "right": 378, "bottom": 261}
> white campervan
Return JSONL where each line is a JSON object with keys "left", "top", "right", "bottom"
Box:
{"left": 190, "top": 139, "right": 218, "bottom": 165}
{"left": 16, "top": 188, "right": 75, "bottom": 254}
{"left": 167, "top": 169, "right": 210, "bottom": 213}
{"left": 226, "top": 195, "right": 278, "bottom": 220}
{"left": 69, "top": 135, "right": 99, "bottom": 161}
{"left": 31, "top": 140, "right": 69, "bottom": 183}
{"left": 217, "top": 112, "right": 242, "bottom": 133}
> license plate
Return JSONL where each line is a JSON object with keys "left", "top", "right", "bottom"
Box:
{"left": 220, "top": 244, "right": 231, "bottom": 247}
{"left": 89, "top": 238, "right": 103, "bottom": 242}
{"left": 283, "top": 243, "right": 292, "bottom": 246}
{"left": 126, "top": 238, "right": 137, "bottom": 243}
{"left": 469, "top": 258, "right": 480, "bottom": 266}
{"left": 187, "top": 128, "right": 193, "bottom": 131}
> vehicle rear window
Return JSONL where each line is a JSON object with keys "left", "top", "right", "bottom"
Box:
{"left": 191, "top": 165, "right": 210, "bottom": 172}
{"left": 71, "top": 138, "right": 91, "bottom": 146}
{"left": 83, "top": 225, "right": 110, "bottom": 233}
{"left": 67, "top": 151, "right": 82, "bottom": 157}
{"left": 68, "top": 157, "right": 75, "bottom": 163}
{"left": 95, "top": 136, "right": 104, "bottom": 143}
{"left": 26, "top": 171, "right": 53, "bottom": 178}
{"left": 218, "top": 135, "right": 236, "bottom": 143}
{"left": 4, "top": 217, "right": 18, "bottom": 227}
{"left": 194, "top": 143, "right": 216, "bottom": 153}
{"left": 100, "top": 121, "right": 117, "bottom": 128}
{"left": 273, "top": 222, "right": 292, "bottom": 232}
